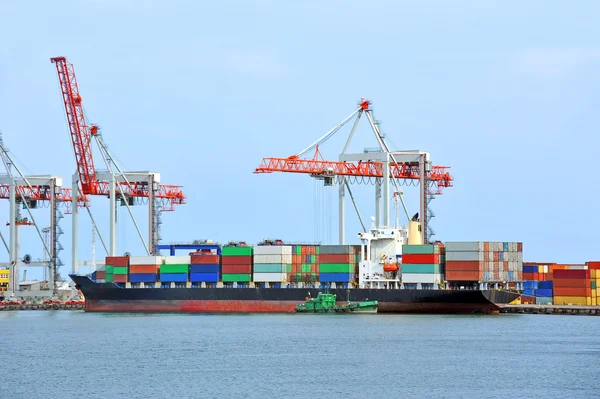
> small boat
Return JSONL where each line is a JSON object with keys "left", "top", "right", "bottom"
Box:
{"left": 295, "top": 292, "right": 378, "bottom": 313}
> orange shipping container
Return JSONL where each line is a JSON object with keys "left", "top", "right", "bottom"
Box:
{"left": 445, "top": 261, "right": 481, "bottom": 272}
{"left": 446, "top": 271, "right": 479, "bottom": 281}
{"left": 552, "top": 279, "right": 590, "bottom": 288}
{"left": 319, "top": 254, "right": 354, "bottom": 263}
{"left": 553, "top": 287, "right": 591, "bottom": 297}
{"left": 130, "top": 265, "right": 159, "bottom": 274}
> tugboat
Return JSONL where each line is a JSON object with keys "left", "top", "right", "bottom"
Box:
{"left": 295, "top": 292, "right": 378, "bottom": 314}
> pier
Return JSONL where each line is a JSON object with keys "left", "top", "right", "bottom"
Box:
{"left": 502, "top": 304, "right": 600, "bottom": 316}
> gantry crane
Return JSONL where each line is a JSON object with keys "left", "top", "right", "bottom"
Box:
{"left": 0, "top": 133, "right": 75, "bottom": 298}
{"left": 255, "top": 99, "right": 453, "bottom": 244}
{"left": 50, "top": 56, "right": 186, "bottom": 271}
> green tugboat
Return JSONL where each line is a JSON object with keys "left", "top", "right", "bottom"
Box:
{"left": 295, "top": 292, "right": 379, "bottom": 314}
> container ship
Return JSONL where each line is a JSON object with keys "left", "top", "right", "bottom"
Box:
{"left": 70, "top": 220, "right": 522, "bottom": 314}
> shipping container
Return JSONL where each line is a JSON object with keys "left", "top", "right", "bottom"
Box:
{"left": 445, "top": 251, "right": 484, "bottom": 262}
{"left": 113, "top": 274, "right": 127, "bottom": 283}
{"left": 445, "top": 271, "right": 479, "bottom": 281}
{"left": 401, "top": 264, "right": 441, "bottom": 274}
{"left": 164, "top": 256, "right": 191, "bottom": 265}
{"left": 190, "top": 255, "right": 219, "bottom": 265}
{"left": 553, "top": 296, "right": 588, "bottom": 306}
{"left": 318, "top": 254, "right": 354, "bottom": 263}
{"left": 221, "top": 246, "right": 253, "bottom": 256}
{"left": 402, "top": 254, "right": 441, "bottom": 264}
{"left": 319, "top": 272, "right": 354, "bottom": 282}
{"left": 552, "top": 279, "right": 590, "bottom": 288}
{"left": 105, "top": 256, "right": 129, "bottom": 267}
{"left": 401, "top": 273, "right": 443, "bottom": 284}
{"left": 159, "top": 264, "right": 189, "bottom": 274}
{"left": 445, "top": 261, "right": 481, "bottom": 271}
{"left": 105, "top": 265, "right": 114, "bottom": 274}
{"left": 401, "top": 244, "right": 439, "bottom": 255}
{"left": 535, "top": 289, "right": 553, "bottom": 297}
{"left": 129, "top": 273, "right": 158, "bottom": 283}
{"left": 189, "top": 264, "right": 219, "bottom": 274}
{"left": 129, "top": 256, "right": 162, "bottom": 265}
{"left": 190, "top": 273, "right": 219, "bottom": 283}
{"left": 221, "top": 256, "right": 252, "bottom": 266}
{"left": 445, "top": 242, "right": 484, "bottom": 252}
{"left": 253, "top": 254, "right": 293, "bottom": 264}
{"left": 105, "top": 274, "right": 114, "bottom": 283}
{"left": 553, "top": 287, "right": 590, "bottom": 297}
{"left": 221, "top": 264, "right": 252, "bottom": 274}
{"left": 318, "top": 245, "right": 355, "bottom": 255}
{"left": 221, "top": 273, "right": 252, "bottom": 283}
{"left": 129, "top": 265, "right": 159, "bottom": 274}
{"left": 319, "top": 263, "right": 355, "bottom": 273}
{"left": 253, "top": 263, "right": 288, "bottom": 273}
{"left": 535, "top": 297, "right": 552, "bottom": 305}
{"left": 113, "top": 267, "right": 128, "bottom": 275}
{"left": 95, "top": 271, "right": 106, "bottom": 280}
{"left": 159, "top": 273, "right": 188, "bottom": 283}
{"left": 252, "top": 273, "right": 287, "bottom": 282}
{"left": 253, "top": 246, "right": 292, "bottom": 256}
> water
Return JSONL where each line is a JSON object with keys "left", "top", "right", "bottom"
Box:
{"left": 1, "top": 311, "right": 598, "bottom": 399}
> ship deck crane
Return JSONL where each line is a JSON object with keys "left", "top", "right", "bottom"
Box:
{"left": 50, "top": 56, "right": 186, "bottom": 272}
{"left": 255, "top": 99, "right": 453, "bottom": 244}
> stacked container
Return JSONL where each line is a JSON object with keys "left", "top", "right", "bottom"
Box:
{"left": 160, "top": 256, "right": 190, "bottom": 283}
{"left": 129, "top": 256, "right": 161, "bottom": 284}
{"left": 552, "top": 269, "right": 593, "bottom": 306}
{"left": 190, "top": 253, "right": 220, "bottom": 283}
{"left": 535, "top": 281, "right": 553, "bottom": 304}
{"left": 444, "top": 241, "right": 523, "bottom": 282}
{"left": 253, "top": 246, "right": 292, "bottom": 282}
{"left": 291, "top": 245, "right": 319, "bottom": 283}
{"left": 318, "top": 245, "right": 357, "bottom": 283}
{"left": 105, "top": 256, "right": 129, "bottom": 283}
{"left": 400, "top": 244, "right": 444, "bottom": 284}
{"left": 588, "top": 262, "right": 600, "bottom": 303}
{"left": 221, "top": 246, "right": 253, "bottom": 283}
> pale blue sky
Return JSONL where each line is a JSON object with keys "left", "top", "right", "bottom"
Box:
{"left": 1, "top": 1, "right": 599, "bottom": 279}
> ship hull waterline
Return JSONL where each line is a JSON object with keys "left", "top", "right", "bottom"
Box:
{"left": 71, "top": 275, "right": 520, "bottom": 315}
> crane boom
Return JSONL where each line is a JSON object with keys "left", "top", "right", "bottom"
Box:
{"left": 50, "top": 56, "right": 98, "bottom": 196}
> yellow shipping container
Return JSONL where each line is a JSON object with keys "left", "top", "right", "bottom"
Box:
{"left": 587, "top": 297, "right": 592, "bottom": 306}
{"left": 593, "top": 297, "right": 597, "bottom": 306}
{"left": 596, "top": 288, "right": 600, "bottom": 298}
{"left": 0, "top": 268, "right": 9, "bottom": 283}
{"left": 553, "top": 296, "right": 588, "bottom": 306}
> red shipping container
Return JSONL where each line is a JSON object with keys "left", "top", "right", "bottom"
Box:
{"left": 553, "top": 269, "right": 590, "bottom": 279}
{"left": 521, "top": 295, "right": 535, "bottom": 304}
{"left": 533, "top": 272, "right": 539, "bottom": 281}
{"left": 517, "top": 271, "right": 523, "bottom": 280}
{"left": 95, "top": 271, "right": 106, "bottom": 279}
{"left": 484, "top": 242, "right": 490, "bottom": 251}
{"left": 106, "top": 256, "right": 128, "bottom": 267}
{"left": 319, "top": 254, "right": 354, "bottom": 263}
{"left": 493, "top": 252, "right": 499, "bottom": 261}
{"left": 503, "top": 261, "right": 509, "bottom": 269}
{"left": 586, "top": 261, "right": 600, "bottom": 270}
{"left": 308, "top": 246, "right": 315, "bottom": 255}
{"left": 517, "top": 242, "right": 523, "bottom": 252}
{"left": 523, "top": 272, "right": 534, "bottom": 280}
{"left": 552, "top": 278, "right": 589, "bottom": 288}
{"left": 493, "top": 263, "right": 499, "bottom": 273}
{"left": 401, "top": 254, "right": 440, "bottom": 264}
{"left": 130, "top": 265, "right": 159, "bottom": 274}
{"left": 553, "top": 287, "right": 590, "bottom": 297}
{"left": 221, "top": 256, "right": 252, "bottom": 266}
{"left": 311, "top": 264, "right": 317, "bottom": 273}
{"left": 190, "top": 255, "right": 219, "bottom": 265}
{"left": 222, "top": 264, "right": 252, "bottom": 274}
{"left": 113, "top": 274, "right": 127, "bottom": 283}
{"left": 445, "top": 261, "right": 480, "bottom": 271}
{"left": 446, "top": 271, "right": 479, "bottom": 281}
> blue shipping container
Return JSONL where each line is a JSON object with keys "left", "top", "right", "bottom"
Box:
{"left": 129, "top": 273, "right": 158, "bottom": 283}
{"left": 190, "top": 264, "right": 219, "bottom": 274}
{"left": 190, "top": 272, "right": 219, "bottom": 283}
{"left": 523, "top": 281, "right": 538, "bottom": 289}
{"left": 160, "top": 273, "right": 188, "bottom": 283}
{"left": 535, "top": 297, "right": 552, "bottom": 305}
{"left": 499, "top": 252, "right": 504, "bottom": 261}
{"left": 538, "top": 281, "right": 553, "bottom": 289}
{"left": 319, "top": 273, "right": 354, "bottom": 283}
{"left": 535, "top": 289, "right": 553, "bottom": 297}
{"left": 523, "top": 265, "right": 537, "bottom": 273}
{"left": 484, "top": 271, "right": 491, "bottom": 280}
{"left": 523, "top": 289, "right": 535, "bottom": 296}
{"left": 503, "top": 242, "right": 509, "bottom": 251}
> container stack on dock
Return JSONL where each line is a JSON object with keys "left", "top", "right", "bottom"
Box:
{"left": 253, "top": 246, "right": 292, "bottom": 283}
{"left": 105, "top": 256, "right": 129, "bottom": 283}
{"left": 190, "top": 252, "right": 220, "bottom": 284}
{"left": 129, "top": 256, "right": 161, "bottom": 284}
{"left": 552, "top": 269, "right": 594, "bottom": 306}
{"left": 291, "top": 245, "right": 318, "bottom": 283}
{"left": 318, "top": 245, "right": 357, "bottom": 284}
{"left": 400, "top": 244, "right": 444, "bottom": 284}
{"left": 221, "top": 246, "right": 253, "bottom": 283}
{"left": 160, "top": 256, "right": 190, "bottom": 284}
{"left": 444, "top": 241, "right": 523, "bottom": 282}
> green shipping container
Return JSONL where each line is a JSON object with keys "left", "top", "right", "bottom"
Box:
{"left": 592, "top": 281, "right": 597, "bottom": 289}
{"left": 105, "top": 274, "right": 114, "bottom": 283}
{"left": 113, "top": 266, "right": 128, "bottom": 275}
{"left": 402, "top": 245, "right": 438, "bottom": 255}
{"left": 286, "top": 264, "right": 292, "bottom": 273}
{"left": 221, "top": 273, "right": 251, "bottom": 282}
{"left": 160, "top": 264, "right": 189, "bottom": 274}
{"left": 295, "top": 246, "right": 302, "bottom": 255}
{"left": 296, "top": 273, "right": 302, "bottom": 281}
{"left": 302, "top": 264, "right": 311, "bottom": 273}
{"left": 106, "top": 265, "right": 114, "bottom": 274}
{"left": 221, "top": 246, "right": 253, "bottom": 256}
{"left": 254, "top": 264, "right": 287, "bottom": 273}
{"left": 316, "top": 246, "right": 320, "bottom": 255}
{"left": 311, "top": 255, "right": 316, "bottom": 264}
{"left": 402, "top": 264, "right": 441, "bottom": 274}
{"left": 319, "top": 263, "right": 354, "bottom": 273}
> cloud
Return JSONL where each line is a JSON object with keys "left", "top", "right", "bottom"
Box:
{"left": 515, "top": 48, "right": 600, "bottom": 78}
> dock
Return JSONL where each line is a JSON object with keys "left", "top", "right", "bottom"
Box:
{"left": 501, "top": 304, "right": 600, "bottom": 316}
{"left": 0, "top": 303, "right": 84, "bottom": 311}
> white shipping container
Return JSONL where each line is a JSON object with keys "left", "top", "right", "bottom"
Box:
{"left": 129, "top": 256, "right": 163, "bottom": 265}
{"left": 253, "top": 254, "right": 293, "bottom": 264}
{"left": 401, "top": 273, "right": 443, "bottom": 284}
{"left": 253, "top": 245, "right": 293, "bottom": 256}
{"left": 164, "top": 255, "right": 191, "bottom": 265}
{"left": 543, "top": 265, "right": 548, "bottom": 274}
{"left": 95, "top": 264, "right": 106, "bottom": 272}
{"left": 446, "top": 251, "right": 484, "bottom": 262}
{"left": 518, "top": 252, "right": 523, "bottom": 262}
{"left": 252, "top": 272, "right": 287, "bottom": 282}
{"left": 444, "top": 242, "right": 484, "bottom": 252}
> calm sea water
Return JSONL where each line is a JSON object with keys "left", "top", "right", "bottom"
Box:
{"left": 1, "top": 311, "right": 598, "bottom": 399}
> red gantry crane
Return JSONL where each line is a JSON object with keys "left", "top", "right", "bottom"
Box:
{"left": 255, "top": 99, "right": 453, "bottom": 244}
{"left": 51, "top": 56, "right": 186, "bottom": 271}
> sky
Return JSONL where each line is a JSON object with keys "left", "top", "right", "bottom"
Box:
{"left": 1, "top": 0, "right": 599, "bottom": 280}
